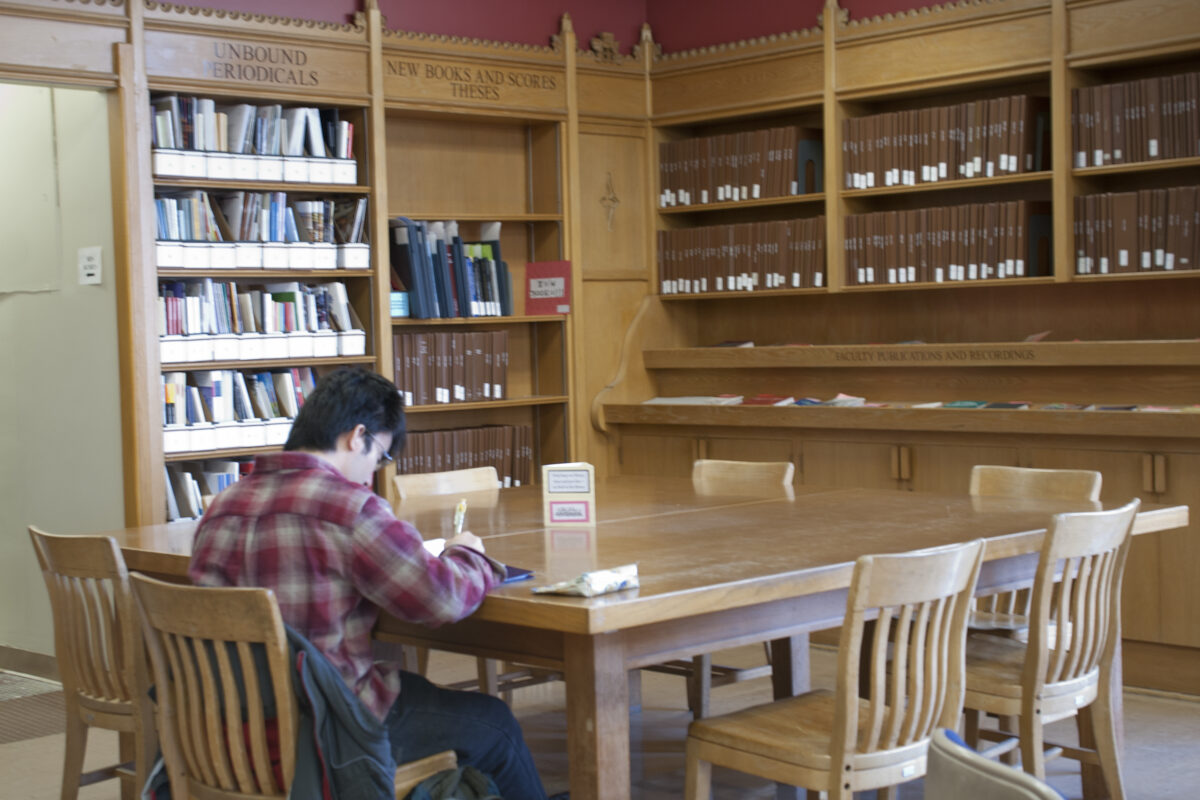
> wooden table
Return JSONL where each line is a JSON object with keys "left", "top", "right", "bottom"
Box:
{"left": 111, "top": 478, "right": 1188, "bottom": 800}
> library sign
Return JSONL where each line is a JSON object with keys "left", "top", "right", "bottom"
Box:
{"left": 384, "top": 56, "right": 565, "bottom": 110}
{"left": 828, "top": 345, "right": 1039, "bottom": 365}
{"left": 144, "top": 31, "right": 369, "bottom": 97}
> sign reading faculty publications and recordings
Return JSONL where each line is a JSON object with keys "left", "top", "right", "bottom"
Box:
{"left": 383, "top": 54, "right": 565, "bottom": 111}
{"left": 542, "top": 462, "right": 596, "bottom": 527}
{"left": 144, "top": 31, "right": 370, "bottom": 97}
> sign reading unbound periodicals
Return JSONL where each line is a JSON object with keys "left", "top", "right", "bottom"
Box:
{"left": 542, "top": 462, "right": 595, "bottom": 527}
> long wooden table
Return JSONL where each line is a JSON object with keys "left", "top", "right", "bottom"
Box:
{"left": 111, "top": 478, "right": 1188, "bottom": 800}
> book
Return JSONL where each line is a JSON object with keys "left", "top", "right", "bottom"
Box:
{"left": 525, "top": 260, "right": 571, "bottom": 315}
{"left": 983, "top": 401, "right": 1030, "bottom": 409}
{"left": 741, "top": 394, "right": 796, "bottom": 406}
{"left": 642, "top": 395, "right": 744, "bottom": 405}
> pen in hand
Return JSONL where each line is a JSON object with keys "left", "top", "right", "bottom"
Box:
{"left": 453, "top": 498, "right": 467, "bottom": 537}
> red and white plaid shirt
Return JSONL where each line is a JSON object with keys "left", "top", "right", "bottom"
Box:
{"left": 189, "top": 451, "right": 503, "bottom": 720}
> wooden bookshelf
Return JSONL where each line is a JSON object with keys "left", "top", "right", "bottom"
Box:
{"left": 405, "top": 395, "right": 570, "bottom": 414}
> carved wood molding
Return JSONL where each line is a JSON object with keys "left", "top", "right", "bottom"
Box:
{"left": 839, "top": 0, "right": 1050, "bottom": 37}
{"left": 144, "top": 0, "right": 365, "bottom": 34}
{"left": 655, "top": 27, "right": 821, "bottom": 63}
{"left": 382, "top": 27, "right": 562, "bottom": 57}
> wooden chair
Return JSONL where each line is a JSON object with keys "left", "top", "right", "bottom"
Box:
{"left": 926, "top": 728, "right": 1062, "bottom": 800}
{"left": 644, "top": 459, "right": 794, "bottom": 718}
{"left": 685, "top": 539, "right": 985, "bottom": 800}
{"left": 968, "top": 465, "right": 1102, "bottom": 633}
{"left": 962, "top": 499, "right": 1139, "bottom": 798}
{"left": 29, "top": 527, "right": 156, "bottom": 800}
{"left": 393, "top": 466, "right": 499, "bottom": 504}
{"left": 129, "top": 573, "right": 456, "bottom": 800}
{"left": 394, "top": 466, "right": 559, "bottom": 700}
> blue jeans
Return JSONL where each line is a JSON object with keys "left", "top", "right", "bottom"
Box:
{"left": 384, "top": 670, "right": 548, "bottom": 800}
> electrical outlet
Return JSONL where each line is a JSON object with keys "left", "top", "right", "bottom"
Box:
{"left": 78, "top": 246, "right": 102, "bottom": 285}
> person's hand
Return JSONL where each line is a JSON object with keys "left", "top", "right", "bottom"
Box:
{"left": 445, "top": 530, "right": 484, "bottom": 552}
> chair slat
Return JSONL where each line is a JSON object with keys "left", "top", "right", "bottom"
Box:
{"left": 214, "top": 638, "right": 257, "bottom": 793}
{"left": 238, "top": 639, "right": 278, "bottom": 795}
{"left": 882, "top": 603, "right": 915, "bottom": 750}
{"left": 865, "top": 606, "right": 891, "bottom": 752}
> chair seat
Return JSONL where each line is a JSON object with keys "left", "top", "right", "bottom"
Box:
{"left": 689, "top": 689, "right": 869, "bottom": 770}
{"left": 968, "top": 609, "right": 1029, "bottom": 632}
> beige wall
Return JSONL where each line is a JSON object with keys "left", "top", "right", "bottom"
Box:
{"left": 0, "top": 83, "right": 124, "bottom": 668}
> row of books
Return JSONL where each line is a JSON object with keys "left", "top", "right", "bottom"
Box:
{"left": 397, "top": 424, "right": 533, "bottom": 488}
{"left": 658, "top": 126, "right": 823, "bottom": 206}
{"left": 163, "top": 367, "right": 317, "bottom": 427}
{"left": 151, "top": 95, "right": 354, "bottom": 159}
{"left": 389, "top": 219, "right": 512, "bottom": 319}
{"left": 844, "top": 96, "right": 1050, "bottom": 190}
{"left": 657, "top": 217, "right": 826, "bottom": 295}
{"left": 844, "top": 200, "right": 1051, "bottom": 286}
{"left": 394, "top": 331, "right": 510, "bottom": 408}
{"left": 156, "top": 191, "right": 368, "bottom": 245}
{"left": 1072, "top": 72, "right": 1200, "bottom": 168}
{"left": 158, "top": 279, "right": 355, "bottom": 338}
{"left": 165, "top": 460, "right": 253, "bottom": 521}
{"left": 1074, "top": 186, "right": 1198, "bottom": 274}
{"left": 642, "top": 395, "right": 1200, "bottom": 412}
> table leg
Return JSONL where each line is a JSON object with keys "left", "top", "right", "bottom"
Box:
{"left": 770, "top": 633, "right": 811, "bottom": 698}
{"left": 565, "top": 632, "right": 630, "bottom": 800}
{"left": 770, "top": 635, "right": 809, "bottom": 800}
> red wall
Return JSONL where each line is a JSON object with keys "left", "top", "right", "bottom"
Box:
{"left": 172, "top": 0, "right": 939, "bottom": 53}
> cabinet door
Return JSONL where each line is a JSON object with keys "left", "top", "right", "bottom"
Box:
{"left": 1027, "top": 447, "right": 1159, "bottom": 642}
{"left": 617, "top": 433, "right": 695, "bottom": 478}
{"left": 1156, "top": 452, "right": 1200, "bottom": 648}
{"left": 908, "top": 444, "right": 1020, "bottom": 494}
{"left": 801, "top": 440, "right": 901, "bottom": 490}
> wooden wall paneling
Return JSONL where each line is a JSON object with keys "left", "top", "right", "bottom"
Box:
{"left": 801, "top": 438, "right": 902, "bottom": 490}
{"left": 617, "top": 433, "right": 696, "bottom": 477}
{"left": 577, "top": 123, "right": 650, "bottom": 280}
{"left": 562, "top": 14, "right": 583, "bottom": 468}
{"left": 834, "top": 0, "right": 1053, "bottom": 99}
{"left": 0, "top": 2, "right": 125, "bottom": 87}
{"left": 367, "top": 4, "right": 394, "bottom": 485}
{"left": 906, "top": 443, "right": 1021, "bottom": 493}
{"left": 1154, "top": 452, "right": 1200, "bottom": 648}
{"left": 702, "top": 436, "right": 797, "bottom": 478}
{"left": 1066, "top": 0, "right": 1200, "bottom": 66}
{"left": 651, "top": 34, "right": 824, "bottom": 123}
{"left": 1122, "top": 640, "right": 1200, "bottom": 695}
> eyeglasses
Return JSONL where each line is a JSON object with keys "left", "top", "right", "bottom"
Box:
{"left": 364, "top": 431, "right": 394, "bottom": 468}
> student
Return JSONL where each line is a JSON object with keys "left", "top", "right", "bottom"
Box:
{"left": 189, "top": 367, "right": 549, "bottom": 799}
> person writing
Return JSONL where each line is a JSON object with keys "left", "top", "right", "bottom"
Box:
{"left": 189, "top": 367, "right": 549, "bottom": 799}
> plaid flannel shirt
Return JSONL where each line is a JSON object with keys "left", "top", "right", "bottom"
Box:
{"left": 189, "top": 451, "right": 503, "bottom": 720}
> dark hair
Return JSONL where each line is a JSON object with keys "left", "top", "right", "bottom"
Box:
{"left": 284, "top": 368, "right": 405, "bottom": 457}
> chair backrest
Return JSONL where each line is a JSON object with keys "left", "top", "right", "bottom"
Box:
{"left": 833, "top": 540, "right": 985, "bottom": 768}
{"left": 131, "top": 573, "right": 298, "bottom": 799}
{"left": 1025, "top": 499, "right": 1139, "bottom": 690}
{"left": 926, "top": 728, "right": 1063, "bottom": 799}
{"left": 394, "top": 466, "right": 499, "bottom": 503}
{"left": 29, "top": 527, "right": 146, "bottom": 712}
{"left": 969, "top": 465, "right": 1101, "bottom": 502}
{"left": 692, "top": 459, "right": 795, "bottom": 494}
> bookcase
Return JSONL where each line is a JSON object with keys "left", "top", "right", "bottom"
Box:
{"left": 589, "top": 0, "right": 1200, "bottom": 694}
{"left": 379, "top": 25, "right": 575, "bottom": 490}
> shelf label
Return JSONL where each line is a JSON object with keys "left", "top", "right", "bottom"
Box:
{"left": 145, "top": 31, "right": 368, "bottom": 96}
{"left": 384, "top": 55, "right": 565, "bottom": 110}
{"left": 829, "top": 346, "right": 1039, "bottom": 364}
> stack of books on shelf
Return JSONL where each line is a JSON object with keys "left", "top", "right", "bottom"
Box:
{"left": 150, "top": 95, "right": 357, "bottom": 184}
{"left": 844, "top": 95, "right": 1050, "bottom": 189}
{"left": 1072, "top": 72, "right": 1200, "bottom": 168}
{"left": 658, "top": 217, "right": 825, "bottom": 294}
{"left": 399, "top": 424, "right": 533, "bottom": 488}
{"left": 1074, "top": 185, "right": 1197, "bottom": 274}
{"left": 844, "top": 200, "right": 1051, "bottom": 285}
{"left": 162, "top": 367, "right": 318, "bottom": 454}
{"left": 640, "top": 394, "right": 1199, "bottom": 413}
{"left": 390, "top": 219, "right": 512, "bottom": 319}
{"left": 659, "top": 126, "right": 823, "bottom": 206}
{"left": 393, "top": 331, "right": 509, "bottom": 407}
{"left": 158, "top": 278, "right": 364, "bottom": 363}
{"left": 155, "top": 190, "right": 369, "bottom": 270}
{"left": 165, "top": 459, "right": 253, "bottom": 521}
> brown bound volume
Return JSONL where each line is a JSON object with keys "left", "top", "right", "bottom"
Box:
{"left": 1100, "top": 193, "right": 1113, "bottom": 274}
{"left": 1111, "top": 83, "right": 1126, "bottom": 164}
{"left": 1084, "top": 194, "right": 1098, "bottom": 276}
{"left": 492, "top": 329, "right": 508, "bottom": 400}
{"left": 1111, "top": 191, "right": 1138, "bottom": 273}
{"left": 1166, "top": 187, "right": 1182, "bottom": 271}
{"left": 1179, "top": 186, "right": 1196, "bottom": 271}
{"left": 1147, "top": 77, "right": 1162, "bottom": 160}
{"left": 392, "top": 332, "right": 406, "bottom": 393}
{"left": 451, "top": 331, "right": 464, "bottom": 403}
{"left": 1137, "top": 189, "right": 1152, "bottom": 269}
{"left": 1153, "top": 188, "right": 1168, "bottom": 269}
{"left": 1100, "top": 84, "right": 1113, "bottom": 166}
{"left": 1189, "top": 73, "right": 1199, "bottom": 158}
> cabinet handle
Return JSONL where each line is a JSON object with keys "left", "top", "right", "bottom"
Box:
{"left": 1142, "top": 454, "right": 1155, "bottom": 494}
{"left": 1154, "top": 454, "right": 1167, "bottom": 494}
{"left": 899, "top": 445, "right": 912, "bottom": 481}
{"left": 890, "top": 445, "right": 900, "bottom": 480}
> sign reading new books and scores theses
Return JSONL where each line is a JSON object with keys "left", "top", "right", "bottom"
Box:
{"left": 525, "top": 261, "right": 571, "bottom": 315}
